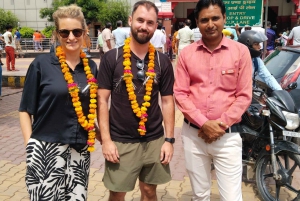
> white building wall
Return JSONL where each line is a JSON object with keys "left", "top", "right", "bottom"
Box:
{"left": 0, "top": 0, "right": 297, "bottom": 31}
{"left": 0, "top": 0, "right": 53, "bottom": 31}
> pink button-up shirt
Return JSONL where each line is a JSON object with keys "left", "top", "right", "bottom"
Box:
{"left": 174, "top": 36, "right": 252, "bottom": 127}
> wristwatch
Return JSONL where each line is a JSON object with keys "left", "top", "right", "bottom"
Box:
{"left": 165, "top": 137, "right": 175, "bottom": 144}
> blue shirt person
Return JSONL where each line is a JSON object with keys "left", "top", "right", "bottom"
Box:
{"left": 252, "top": 57, "right": 282, "bottom": 90}
{"left": 112, "top": 20, "right": 129, "bottom": 48}
{"left": 238, "top": 30, "right": 282, "bottom": 91}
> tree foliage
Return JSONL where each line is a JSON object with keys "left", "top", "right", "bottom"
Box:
{"left": 0, "top": 9, "right": 19, "bottom": 33}
{"left": 18, "top": 27, "right": 35, "bottom": 38}
{"left": 39, "top": 0, "right": 130, "bottom": 29}
{"left": 40, "top": 0, "right": 103, "bottom": 23}
{"left": 42, "top": 25, "right": 56, "bottom": 38}
{"left": 97, "top": 0, "right": 131, "bottom": 29}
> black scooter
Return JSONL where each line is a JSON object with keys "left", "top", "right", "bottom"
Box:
{"left": 240, "top": 85, "right": 300, "bottom": 201}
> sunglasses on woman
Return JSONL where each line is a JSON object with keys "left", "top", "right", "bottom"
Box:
{"left": 57, "top": 29, "right": 84, "bottom": 38}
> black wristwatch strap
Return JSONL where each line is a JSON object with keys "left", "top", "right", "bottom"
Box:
{"left": 165, "top": 137, "right": 175, "bottom": 144}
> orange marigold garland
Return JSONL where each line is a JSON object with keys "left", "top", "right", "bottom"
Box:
{"left": 123, "top": 37, "right": 156, "bottom": 136}
{"left": 56, "top": 46, "right": 98, "bottom": 152}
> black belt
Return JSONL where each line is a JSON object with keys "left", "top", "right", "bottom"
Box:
{"left": 183, "top": 118, "right": 240, "bottom": 133}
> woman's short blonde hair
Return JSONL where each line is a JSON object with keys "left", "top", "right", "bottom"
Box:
{"left": 52, "top": 4, "right": 86, "bottom": 31}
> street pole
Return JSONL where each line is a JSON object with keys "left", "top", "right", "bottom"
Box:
{"left": 263, "top": 0, "right": 268, "bottom": 59}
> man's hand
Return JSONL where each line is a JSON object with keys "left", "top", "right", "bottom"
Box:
{"left": 198, "top": 120, "right": 228, "bottom": 143}
{"left": 160, "top": 141, "right": 174, "bottom": 165}
{"left": 102, "top": 140, "right": 120, "bottom": 163}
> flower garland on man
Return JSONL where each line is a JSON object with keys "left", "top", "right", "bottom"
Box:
{"left": 96, "top": 1, "right": 175, "bottom": 200}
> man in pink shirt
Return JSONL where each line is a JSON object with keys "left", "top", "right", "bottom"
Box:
{"left": 174, "top": 0, "right": 252, "bottom": 200}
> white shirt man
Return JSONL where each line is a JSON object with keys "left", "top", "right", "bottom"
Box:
{"left": 192, "top": 27, "right": 202, "bottom": 42}
{"left": 150, "top": 25, "right": 166, "bottom": 52}
{"left": 176, "top": 20, "right": 194, "bottom": 55}
{"left": 112, "top": 21, "right": 129, "bottom": 48}
{"left": 288, "top": 26, "right": 300, "bottom": 45}
{"left": 102, "top": 23, "right": 115, "bottom": 53}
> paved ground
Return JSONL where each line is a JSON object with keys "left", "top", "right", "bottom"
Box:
{"left": 0, "top": 55, "right": 270, "bottom": 201}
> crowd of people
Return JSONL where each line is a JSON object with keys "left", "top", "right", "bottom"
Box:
{"left": 11, "top": 0, "right": 299, "bottom": 200}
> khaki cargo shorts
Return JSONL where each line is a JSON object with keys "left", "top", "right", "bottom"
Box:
{"left": 103, "top": 136, "right": 171, "bottom": 192}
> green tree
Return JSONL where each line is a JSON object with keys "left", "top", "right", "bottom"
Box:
{"left": 97, "top": 0, "right": 130, "bottom": 29}
{"left": 0, "top": 9, "right": 19, "bottom": 32}
{"left": 42, "top": 25, "right": 55, "bottom": 38}
{"left": 18, "top": 27, "right": 35, "bottom": 38}
{"left": 40, "top": 0, "right": 103, "bottom": 23}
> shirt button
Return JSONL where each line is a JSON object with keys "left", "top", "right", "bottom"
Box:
{"left": 211, "top": 68, "right": 213, "bottom": 70}
{"left": 210, "top": 82, "right": 212, "bottom": 84}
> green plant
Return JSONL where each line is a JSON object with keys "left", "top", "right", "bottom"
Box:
{"left": 42, "top": 25, "right": 55, "bottom": 38}
{"left": 0, "top": 9, "right": 18, "bottom": 32}
{"left": 97, "top": 0, "right": 130, "bottom": 29}
{"left": 19, "top": 27, "right": 35, "bottom": 38}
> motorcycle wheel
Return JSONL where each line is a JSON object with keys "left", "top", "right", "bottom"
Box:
{"left": 256, "top": 152, "right": 300, "bottom": 201}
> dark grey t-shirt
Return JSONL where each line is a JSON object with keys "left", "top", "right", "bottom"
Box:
{"left": 97, "top": 47, "right": 174, "bottom": 143}
{"left": 19, "top": 53, "right": 98, "bottom": 146}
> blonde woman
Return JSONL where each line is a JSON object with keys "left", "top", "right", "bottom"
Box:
{"left": 19, "top": 4, "right": 98, "bottom": 200}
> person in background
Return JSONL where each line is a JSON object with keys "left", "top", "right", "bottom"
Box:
{"left": 102, "top": 22, "right": 114, "bottom": 53}
{"left": 3, "top": 25, "right": 17, "bottom": 71}
{"left": 15, "top": 29, "right": 22, "bottom": 53}
{"left": 0, "top": 60, "right": 2, "bottom": 100}
{"left": 288, "top": 18, "right": 300, "bottom": 45}
{"left": 97, "top": 1, "right": 175, "bottom": 200}
{"left": 222, "top": 28, "right": 234, "bottom": 39}
{"left": 19, "top": 4, "right": 99, "bottom": 200}
{"left": 176, "top": 19, "right": 194, "bottom": 55}
{"left": 174, "top": 0, "right": 252, "bottom": 200}
{"left": 225, "top": 26, "right": 238, "bottom": 41}
{"left": 150, "top": 22, "right": 166, "bottom": 52}
{"left": 238, "top": 30, "right": 282, "bottom": 91}
{"left": 0, "top": 33, "right": 4, "bottom": 65}
{"left": 33, "top": 30, "right": 43, "bottom": 51}
{"left": 192, "top": 26, "right": 202, "bottom": 42}
{"left": 235, "top": 23, "right": 241, "bottom": 37}
{"left": 82, "top": 21, "right": 91, "bottom": 58}
{"left": 266, "top": 21, "right": 276, "bottom": 56}
{"left": 96, "top": 27, "right": 104, "bottom": 60}
{"left": 166, "top": 34, "right": 173, "bottom": 61}
{"left": 172, "top": 22, "right": 184, "bottom": 58}
{"left": 112, "top": 20, "right": 129, "bottom": 48}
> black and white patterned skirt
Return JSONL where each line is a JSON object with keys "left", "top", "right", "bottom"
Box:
{"left": 25, "top": 138, "right": 90, "bottom": 201}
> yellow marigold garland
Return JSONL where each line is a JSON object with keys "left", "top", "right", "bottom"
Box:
{"left": 123, "top": 37, "right": 156, "bottom": 136}
{"left": 56, "top": 46, "right": 98, "bottom": 152}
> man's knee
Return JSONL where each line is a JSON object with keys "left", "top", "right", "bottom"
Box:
{"left": 140, "top": 182, "right": 157, "bottom": 199}
{"left": 108, "top": 191, "right": 126, "bottom": 201}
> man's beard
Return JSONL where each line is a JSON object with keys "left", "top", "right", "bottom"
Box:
{"left": 130, "top": 27, "right": 153, "bottom": 44}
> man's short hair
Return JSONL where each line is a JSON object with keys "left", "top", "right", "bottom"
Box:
{"left": 185, "top": 19, "right": 191, "bottom": 26}
{"left": 157, "top": 23, "right": 162, "bottom": 30}
{"left": 194, "top": 0, "right": 226, "bottom": 20}
{"left": 178, "top": 22, "right": 184, "bottom": 29}
{"left": 6, "top": 25, "right": 13, "bottom": 30}
{"left": 106, "top": 22, "right": 112, "bottom": 28}
{"left": 86, "top": 21, "right": 91, "bottom": 26}
{"left": 116, "top": 20, "right": 122, "bottom": 27}
{"left": 132, "top": 0, "right": 158, "bottom": 17}
{"left": 267, "top": 21, "right": 271, "bottom": 27}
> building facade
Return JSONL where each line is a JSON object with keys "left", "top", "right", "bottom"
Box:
{"left": 1, "top": 0, "right": 300, "bottom": 36}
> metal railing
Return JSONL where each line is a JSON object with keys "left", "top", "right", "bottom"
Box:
{"left": 17, "top": 37, "right": 98, "bottom": 52}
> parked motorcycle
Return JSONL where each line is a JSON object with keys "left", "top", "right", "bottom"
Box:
{"left": 240, "top": 86, "right": 300, "bottom": 201}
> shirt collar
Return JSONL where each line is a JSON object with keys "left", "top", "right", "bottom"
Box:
{"left": 196, "top": 35, "right": 230, "bottom": 52}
